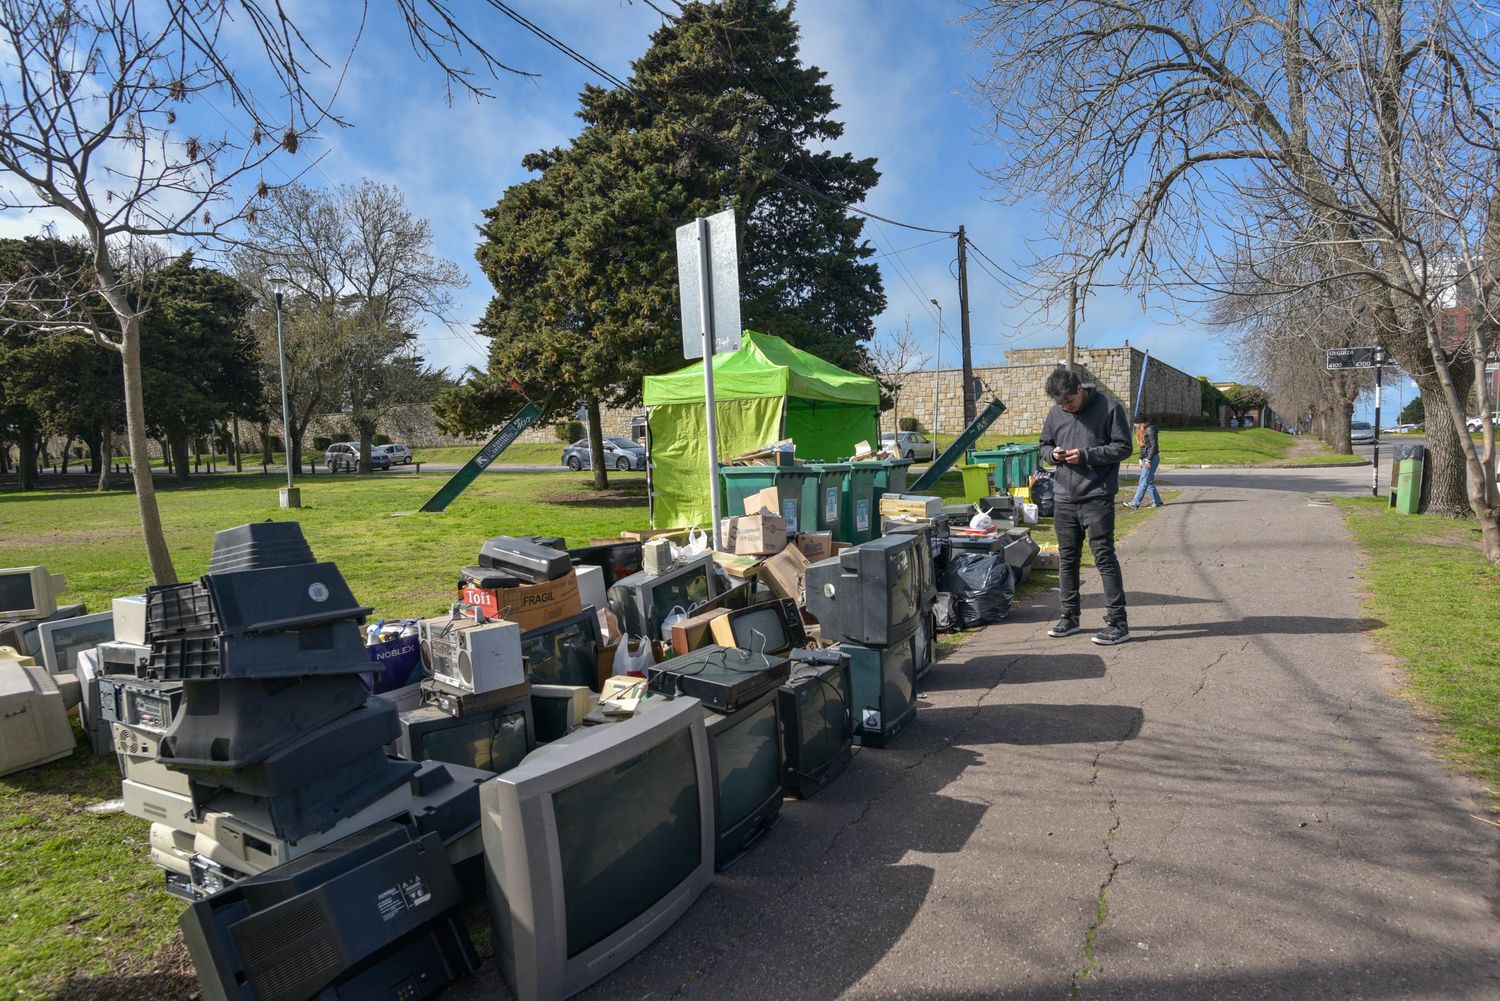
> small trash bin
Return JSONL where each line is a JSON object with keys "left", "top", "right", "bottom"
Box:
{"left": 721, "top": 466, "right": 815, "bottom": 534}
{"left": 1001, "top": 444, "right": 1041, "bottom": 485}
{"left": 802, "top": 463, "right": 850, "bottom": 537}
{"left": 958, "top": 464, "right": 994, "bottom": 503}
{"left": 840, "top": 461, "right": 883, "bottom": 544}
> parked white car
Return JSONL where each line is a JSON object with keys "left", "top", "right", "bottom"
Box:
{"left": 880, "top": 430, "right": 936, "bottom": 461}
{"left": 1466, "top": 416, "right": 1493, "bottom": 432}
{"left": 374, "top": 443, "right": 413, "bottom": 464}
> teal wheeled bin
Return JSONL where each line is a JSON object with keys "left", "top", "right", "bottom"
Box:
{"left": 873, "top": 458, "right": 914, "bottom": 505}
{"left": 840, "top": 462, "right": 883, "bottom": 544}
{"left": 720, "top": 466, "right": 815, "bottom": 534}
{"left": 804, "top": 463, "right": 849, "bottom": 537}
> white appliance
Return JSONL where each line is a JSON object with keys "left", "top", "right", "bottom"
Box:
{"left": 575, "top": 564, "right": 607, "bottom": 615}
{"left": 111, "top": 595, "right": 149, "bottom": 645}
{"left": 0, "top": 652, "right": 75, "bottom": 776}
{"left": 419, "top": 616, "right": 524, "bottom": 695}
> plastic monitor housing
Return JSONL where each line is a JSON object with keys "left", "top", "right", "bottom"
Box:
{"left": 481, "top": 696, "right": 714, "bottom": 1001}
{"left": 703, "top": 690, "right": 784, "bottom": 869}
{"left": 529, "top": 685, "right": 598, "bottom": 743}
{"left": 397, "top": 697, "right": 535, "bottom": 775}
{"left": 606, "top": 555, "right": 718, "bottom": 641}
{"left": 777, "top": 655, "right": 854, "bottom": 798}
{"left": 37, "top": 611, "right": 115, "bottom": 675}
{"left": 0, "top": 567, "right": 66, "bottom": 620}
{"left": 518, "top": 609, "right": 603, "bottom": 688}
{"left": 708, "top": 599, "right": 806, "bottom": 657}
{"left": 0, "top": 653, "right": 75, "bottom": 775}
{"left": 805, "top": 535, "right": 920, "bottom": 646}
{"left": 841, "top": 627, "right": 919, "bottom": 748}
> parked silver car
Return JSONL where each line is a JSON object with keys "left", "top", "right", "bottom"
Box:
{"left": 325, "top": 441, "right": 391, "bottom": 471}
{"left": 1350, "top": 421, "right": 1375, "bottom": 444}
{"left": 561, "top": 437, "right": 646, "bottom": 471}
{"left": 373, "top": 443, "right": 413, "bottom": 464}
{"left": 879, "top": 430, "right": 936, "bottom": 461}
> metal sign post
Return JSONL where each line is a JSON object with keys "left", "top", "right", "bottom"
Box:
{"left": 1327, "top": 346, "right": 1389, "bottom": 496}
{"left": 676, "top": 210, "right": 742, "bottom": 550}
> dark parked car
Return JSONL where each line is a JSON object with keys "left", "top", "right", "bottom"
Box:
{"left": 560, "top": 437, "right": 647, "bottom": 471}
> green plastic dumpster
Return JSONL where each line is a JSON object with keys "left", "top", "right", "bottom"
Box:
{"left": 720, "top": 466, "right": 816, "bottom": 534}
{"left": 803, "top": 463, "right": 849, "bottom": 536}
{"left": 841, "top": 462, "right": 883, "bottom": 544}
{"left": 872, "top": 458, "right": 914, "bottom": 504}
{"left": 967, "top": 449, "right": 1012, "bottom": 494}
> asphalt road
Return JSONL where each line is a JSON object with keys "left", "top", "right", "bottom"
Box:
{"left": 449, "top": 461, "right": 1497, "bottom": 1001}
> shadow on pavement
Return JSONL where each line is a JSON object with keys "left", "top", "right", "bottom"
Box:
{"left": 922, "top": 652, "right": 1108, "bottom": 691}
{"left": 1133, "top": 615, "right": 1384, "bottom": 640}
{"left": 1082, "top": 591, "right": 1220, "bottom": 609}
{"left": 921, "top": 703, "right": 1143, "bottom": 745}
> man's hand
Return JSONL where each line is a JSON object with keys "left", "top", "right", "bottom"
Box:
{"left": 1060, "top": 448, "right": 1083, "bottom": 464}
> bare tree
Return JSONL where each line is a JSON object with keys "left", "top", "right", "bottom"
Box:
{"left": 870, "top": 315, "right": 931, "bottom": 434}
{"left": 969, "top": 0, "right": 1500, "bottom": 562}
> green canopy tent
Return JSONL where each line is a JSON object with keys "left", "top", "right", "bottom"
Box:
{"left": 644, "top": 331, "right": 880, "bottom": 528}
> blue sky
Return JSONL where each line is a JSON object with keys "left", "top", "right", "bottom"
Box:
{"left": 3, "top": 1, "right": 1407, "bottom": 420}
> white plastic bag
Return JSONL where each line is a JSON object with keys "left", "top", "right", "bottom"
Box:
{"left": 659, "top": 604, "right": 690, "bottom": 634}
{"left": 968, "top": 505, "right": 994, "bottom": 532}
{"left": 678, "top": 527, "right": 709, "bottom": 558}
{"left": 612, "top": 636, "right": 657, "bottom": 677}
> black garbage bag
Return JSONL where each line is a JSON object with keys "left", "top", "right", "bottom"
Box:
{"left": 937, "top": 552, "right": 1014, "bottom": 628}
{"left": 1030, "top": 471, "right": 1055, "bottom": 518}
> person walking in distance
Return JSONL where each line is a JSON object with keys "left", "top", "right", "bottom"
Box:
{"left": 1038, "top": 369, "right": 1133, "bottom": 645}
{"left": 1124, "top": 416, "right": 1163, "bottom": 509}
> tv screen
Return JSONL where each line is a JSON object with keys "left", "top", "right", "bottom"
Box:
{"left": 710, "top": 699, "right": 780, "bottom": 834}
{"left": 567, "top": 543, "right": 643, "bottom": 588}
{"left": 552, "top": 726, "right": 702, "bottom": 957}
{"left": 607, "top": 556, "right": 719, "bottom": 642}
{"left": 0, "top": 572, "right": 34, "bottom": 615}
{"left": 884, "top": 636, "right": 916, "bottom": 722}
{"left": 481, "top": 696, "right": 714, "bottom": 1001}
{"left": 402, "top": 704, "right": 531, "bottom": 775}
{"left": 722, "top": 605, "right": 791, "bottom": 656}
{"left": 798, "top": 673, "right": 848, "bottom": 770}
{"left": 519, "top": 611, "right": 601, "bottom": 687}
{"left": 778, "top": 657, "right": 853, "bottom": 799}
{"left": 37, "top": 611, "right": 114, "bottom": 675}
{"left": 0, "top": 567, "right": 66, "bottom": 620}
{"left": 649, "top": 569, "right": 710, "bottom": 631}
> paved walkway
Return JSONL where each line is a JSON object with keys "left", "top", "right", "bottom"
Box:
{"left": 455, "top": 465, "right": 1499, "bottom": 1001}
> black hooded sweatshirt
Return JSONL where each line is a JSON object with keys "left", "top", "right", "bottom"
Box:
{"left": 1038, "top": 388, "right": 1133, "bottom": 503}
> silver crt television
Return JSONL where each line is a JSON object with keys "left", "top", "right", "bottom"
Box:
{"left": 480, "top": 695, "right": 715, "bottom": 1001}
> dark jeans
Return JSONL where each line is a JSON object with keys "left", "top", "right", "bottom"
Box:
{"left": 1054, "top": 496, "right": 1127, "bottom": 627}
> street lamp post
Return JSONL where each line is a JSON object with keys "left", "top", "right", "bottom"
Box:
{"left": 929, "top": 298, "right": 942, "bottom": 440}
{"left": 270, "top": 276, "right": 300, "bottom": 509}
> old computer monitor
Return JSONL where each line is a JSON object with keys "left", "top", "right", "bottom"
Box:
{"left": 398, "top": 700, "right": 534, "bottom": 775}
{"left": 38, "top": 611, "right": 114, "bottom": 675}
{"left": 520, "top": 610, "right": 603, "bottom": 688}
{"left": 566, "top": 542, "right": 643, "bottom": 588}
{"left": 841, "top": 630, "right": 919, "bottom": 748}
{"left": 481, "top": 696, "right": 714, "bottom": 1001}
{"left": 530, "top": 685, "right": 597, "bottom": 744}
{"left": 0, "top": 567, "right": 66, "bottom": 620}
{"left": 707, "top": 599, "right": 806, "bottom": 657}
{"left": 805, "top": 535, "right": 921, "bottom": 646}
{"left": 778, "top": 654, "right": 854, "bottom": 798}
{"left": 703, "top": 691, "right": 783, "bottom": 869}
{"left": 607, "top": 555, "right": 717, "bottom": 641}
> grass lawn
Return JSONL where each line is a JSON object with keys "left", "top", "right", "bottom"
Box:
{"left": 1335, "top": 498, "right": 1500, "bottom": 800}
{"left": 927, "top": 427, "right": 1363, "bottom": 467}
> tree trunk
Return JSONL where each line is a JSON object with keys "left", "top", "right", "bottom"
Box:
{"left": 117, "top": 320, "right": 178, "bottom": 584}
{"left": 170, "top": 431, "right": 192, "bottom": 485}
{"left": 97, "top": 425, "right": 113, "bottom": 492}
{"left": 232, "top": 415, "right": 243, "bottom": 473}
{"left": 85, "top": 429, "right": 102, "bottom": 476}
{"left": 1415, "top": 381, "right": 1473, "bottom": 517}
{"left": 585, "top": 398, "right": 609, "bottom": 490}
{"left": 358, "top": 426, "right": 374, "bottom": 474}
{"left": 59, "top": 435, "right": 73, "bottom": 474}
{"left": 259, "top": 423, "right": 273, "bottom": 465}
{"left": 0, "top": 436, "right": 9, "bottom": 475}
{"left": 1328, "top": 397, "right": 1353, "bottom": 454}
{"left": 16, "top": 424, "right": 38, "bottom": 491}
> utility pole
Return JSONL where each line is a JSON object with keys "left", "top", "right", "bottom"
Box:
{"left": 956, "top": 225, "right": 975, "bottom": 424}
{"left": 1067, "top": 280, "right": 1078, "bottom": 374}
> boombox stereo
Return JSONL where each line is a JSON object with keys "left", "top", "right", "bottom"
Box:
{"left": 418, "top": 616, "right": 524, "bottom": 696}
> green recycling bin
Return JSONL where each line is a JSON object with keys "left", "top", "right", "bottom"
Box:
{"left": 719, "top": 466, "right": 815, "bottom": 534}
{"left": 841, "top": 461, "right": 883, "bottom": 544}
{"left": 804, "top": 463, "right": 849, "bottom": 536}
{"left": 967, "top": 449, "right": 1013, "bottom": 494}
{"left": 1002, "top": 443, "right": 1041, "bottom": 485}
{"left": 958, "top": 464, "right": 994, "bottom": 503}
{"left": 872, "top": 458, "right": 914, "bottom": 504}
{"left": 1395, "top": 457, "right": 1424, "bottom": 514}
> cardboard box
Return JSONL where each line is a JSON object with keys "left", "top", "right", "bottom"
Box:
{"left": 620, "top": 528, "right": 690, "bottom": 543}
{"left": 759, "top": 544, "right": 810, "bottom": 605}
{"left": 1033, "top": 545, "right": 1060, "bottom": 570}
{"left": 670, "top": 606, "right": 733, "bottom": 656}
{"left": 711, "top": 550, "right": 763, "bottom": 578}
{"left": 742, "top": 486, "right": 781, "bottom": 516}
{"left": 718, "top": 517, "right": 738, "bottom": 551}
{"left": 795, "top": 531, "right": 833, "bottom": 562}
{"left": 879, "top": 493, "right": 943, "bottom": 518}
{"left": 732, "top": 513, "right": 787, "bottom": 556}
{"left": 460, "top": 569, "right": 582, "bottom": 633}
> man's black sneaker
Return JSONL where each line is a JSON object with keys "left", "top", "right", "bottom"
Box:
{"left": 1047, "top": 618, "right": 1080, "bottom": 638}
{"left": 1093, "top": 624, "right": 1130, "bottom": 646}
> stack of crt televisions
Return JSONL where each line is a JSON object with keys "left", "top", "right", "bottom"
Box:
{"left": 804, "top": 534, "right": 931, "bottom": 746}
{"left": 136, "top": 522, "right": 484, "bottom": 999}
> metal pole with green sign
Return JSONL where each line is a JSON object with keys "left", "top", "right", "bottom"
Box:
{"left": 419, "top": 399, "right": 544, "bottom": 513}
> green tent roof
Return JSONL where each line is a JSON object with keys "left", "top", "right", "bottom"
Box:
{"left": 643, "top": 331, "right": 879, "bottom": 406}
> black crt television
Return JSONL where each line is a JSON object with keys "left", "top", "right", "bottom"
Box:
{"left": 805, "top": 535, "right": 921, "bottom": 647}
{"left": 840, "top": 627, "right": 918, "bottom": 748}
{"left": 914, "top": 607, "right": 936, "bottom": 680}
{"left": 397, "top": 699, "right": 535, "bottom": 775}
{"left": 607, "top": 555, "right": 717, "bottom": 642}
{"left": 708, "top": 599, "right": 807, "bottom": 657}
{"left": 567, "top": 542, "right": 643, "bottom": 589}
{"left": 777, "top": 653, "right": 853, "bottom": 798}
{"left": 703, "top": 690, "right": 783, "bottom": 870}
{"left": 179, "top": 823, "right": 478, "bottom": 1001}
{"left": 519, "top": 609, "right": 602, "bottom": 688}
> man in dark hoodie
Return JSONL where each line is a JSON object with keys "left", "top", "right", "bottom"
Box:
{"left": 1037, "top": 368, "right": 1132, "bottom": 645}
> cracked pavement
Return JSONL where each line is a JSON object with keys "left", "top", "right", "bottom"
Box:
{"left": 448, "top": 465, "right": 1499, "bottom": 1001}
